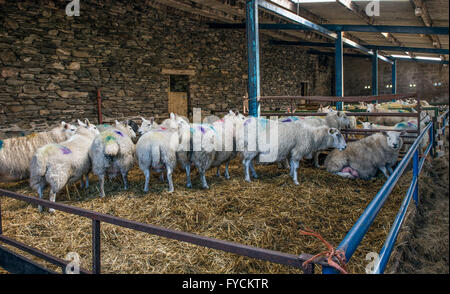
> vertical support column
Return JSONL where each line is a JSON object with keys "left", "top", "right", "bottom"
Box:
{"left": 391, "top": 60, "right": 397, "bottom": 95}
{"left": 413, "top": 150, "right": 419, "bottom": 206}
{"left": 246, "top": 0, "right": 260, "bottom": 117}
{"left": 372, "top": 50, "right": 379, "bottom": 97}
{"left": 92, "top": 220, "right": 101, "bottom": 274}
{"left": 335, "top": 31, "right": 344, "bottom": 111}
{"left": 0, "top": 199, "right": 2, "bottom": 235}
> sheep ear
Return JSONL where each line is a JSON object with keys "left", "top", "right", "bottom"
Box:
{"left": 381, "top": 131, "right": 388, "bottom": 137}
{"left": 229, "top": 110, "right": 234, "bottom": 115}
{"left": 328, "top": 128, "right": 336, "bottom": 135}
{"left": 170, "top": 112, "right": 175, "bottom": 119}
{"left": 85, "top": 118, "right": 90, "bottom": 125}
{"left": 61, "top": 121, "right": 68, "bottom": 129}
{"left": 149, "top": 117, "right": 155, "bottom": 123}
{"left": 140, "top": 117, "right": 147, "bottom": 122}
{"left": 115, "top": 120, "right": 121, "bottom": 126}
{"left": 77, "top": 119, "right": 86, "bottom": 127}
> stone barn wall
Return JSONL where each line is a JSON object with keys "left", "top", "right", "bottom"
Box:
{"left": 0, "top": 0, "right": 333, "bottom": 136}
{"left": 343, "top": 57, "right": 449, "bottom": 99}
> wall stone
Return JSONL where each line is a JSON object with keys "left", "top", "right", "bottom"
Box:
{"left": 0, "top": 0, "right": 333, "bottom": 135}
{"left": 343, "top": 57, "right": 449, "bottom": 99}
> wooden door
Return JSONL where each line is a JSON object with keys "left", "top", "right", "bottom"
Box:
{"left": 168, "top": 91, "right": 188, "bottom": 117}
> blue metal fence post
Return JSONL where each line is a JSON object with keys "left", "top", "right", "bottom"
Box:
{"left": 335, "top": 31, "right": 344, "bottom": 111}
{"left": 372, "top": 50, "right": 379, "bottom": 97}
{"left": 412, "top": 149, "right": 419, "bottom": 205}
{"left": 246, "top": 0, "right": 260, "bottom": 117}
{"left": 391, "top": 60, "right": 397, "bottom": 95}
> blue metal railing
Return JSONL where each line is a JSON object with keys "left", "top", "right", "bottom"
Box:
{"left": 323, "top": 122, "right": 434, "bottom": 274}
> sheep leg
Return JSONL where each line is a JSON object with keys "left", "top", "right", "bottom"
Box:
{"left": 143, "top": 169, "right": 150, "bottom": 192}
{"left": 379, "top": 166, "right": 390, "bottom": 179}
{"left": 224, "top": 162, "right": 230, "bottom": 180}
{"left": 199, "top": 169, "right": 209, "bottom": 189}
{"left": 80, "top": 176, "right": 85, "bottom": 189}
{"left": 249, "top": 160, "right": 258, "bottom": 179}
{"left": 159, "top": 173, "right": 164, "bottom": 182}
{"left": 121, "top": 171, "right": 129, "bottom": 190}
{"left": 314, "top": 152, "right": 321, "bottom": 168}
{"left": 84, "top": 175, "right": 89, "bottom": 189}
{"left": 243, "top": 158, "right": 252, "bottom": 182}
{"left": 387, "top": 165, "right": 394, "bottom": 175}
{"left": 216, "top": 166, "right": 221, "bottom": 178}
{"left": 99, "top": 174, "right": 106, "bottom": 198}
{"left": 336, "top": 172, "right": 355, "bottom": 179}
{"left": 37, "top": 184, "right": 45, "bottom": 213}
{"left": 185, "top": 165, "right": 192, "bottom": 188}
{"left": 49, "top": 190, "right": 57, "bottom": 213}
{"left": 290, "top": 159, "right": 300, "bottom": 185}
{"left": 166, "top": 166, "right": 174, "bottom": 193}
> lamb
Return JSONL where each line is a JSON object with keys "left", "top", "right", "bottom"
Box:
{"left": 324, "top": 131, "right": 403, "bottom": 180}
{"left": 238, "top": 118, "right": 347, "bottom": 185}
{"left": 0, "top": 122, "right": 77, "bottom": 182}
{"left": 89, "top": 120, "right": 137, "bottom": 198}
{"left": 29, "top": 120, "right": 100, "bottom": 212}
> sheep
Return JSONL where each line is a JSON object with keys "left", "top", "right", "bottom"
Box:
{"left": 97, "top": 120, "right": 139, "bottom": 135}
{"left": 136, "top": 124, "right": 180, "bottom": 192}
{"left": 366, "top": 103, "right": 417, "bottom": 126}
{"left": 89, "top": 120, "right": 137, "bottom": 198}
{"left": 324, "top": 131, "right": 403, "bottom": 180}
{"left": 362, "top": 117, "right": 430, "bottom": 154}
{"left": 178, "top": 120, "right": 218, "bottom": 189}
{"left": 237, "top": 117, "right": 347, "bottom": 185}
{"left": 137, "top": 117, "right": 159, "bottom": 136}
{"left": 209, "top": 110, "right": 247, "bottom": 179}
{"left": 292, "top": 111, "right": 350, "bottom": 167}
{"left": 161, "top": 113, "right": 189, "bottom": 129}
{"left": 29, "top": 121, "right": 100, "bottom": 212}
{"left": 0, "top": 122, "right": 77, "bottom": 182}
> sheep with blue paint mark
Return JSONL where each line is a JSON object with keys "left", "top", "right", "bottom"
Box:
{"left": 29, "top": 120, "right": 100, "bottom": 212}
{"left": 237, "top": 117, "right": 347, "bottom": 185}
{"left": 89, "top": 120, "right": 137, "bottom": 198}
{"left": 0, "top": 122, "right": 77, "bottom": 182}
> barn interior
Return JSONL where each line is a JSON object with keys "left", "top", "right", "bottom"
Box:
{"left": 0, "top": 0, "right": 449, "bottom": 275}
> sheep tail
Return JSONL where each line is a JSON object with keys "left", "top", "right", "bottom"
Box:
{"left": 104, "top": 135, "right": 120, "bottom": 156}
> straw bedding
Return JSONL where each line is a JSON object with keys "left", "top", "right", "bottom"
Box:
{"left": 0, "top": 155, "right": 416, "bottom": 274}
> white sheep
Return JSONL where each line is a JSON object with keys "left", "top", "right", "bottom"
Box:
{"left": 237, "top": 118, "right": 347, "bottom": 185}
{"left": 324, "top": 131, "right": 403, "bottom": 180}
{"left": 136, "top": 124, "right": 180, "bottom": 192}
{"left": 209, "top": 110, "right": 247, "bottom": 179}
{"left": 0, "top": 122, "right": 77, "bottom": 182}
{"left": 29, "top": 120, "right": 100, "bottom": 212}
{"left": 89, "top": 120, "right": 136, "bottom": 198}
{"left": 137, "top": 117, "right": 159, "bottom": 136}
{"left": 366, "top": 103, "right": 417, "bottom": 126}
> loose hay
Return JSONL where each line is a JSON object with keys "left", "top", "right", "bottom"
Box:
{"left": 0, "top": 158, "right": 414, "bottom": 274}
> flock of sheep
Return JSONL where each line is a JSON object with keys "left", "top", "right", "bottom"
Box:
{"left": 0, "top": 98, "right": 430, "bottom": 212}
